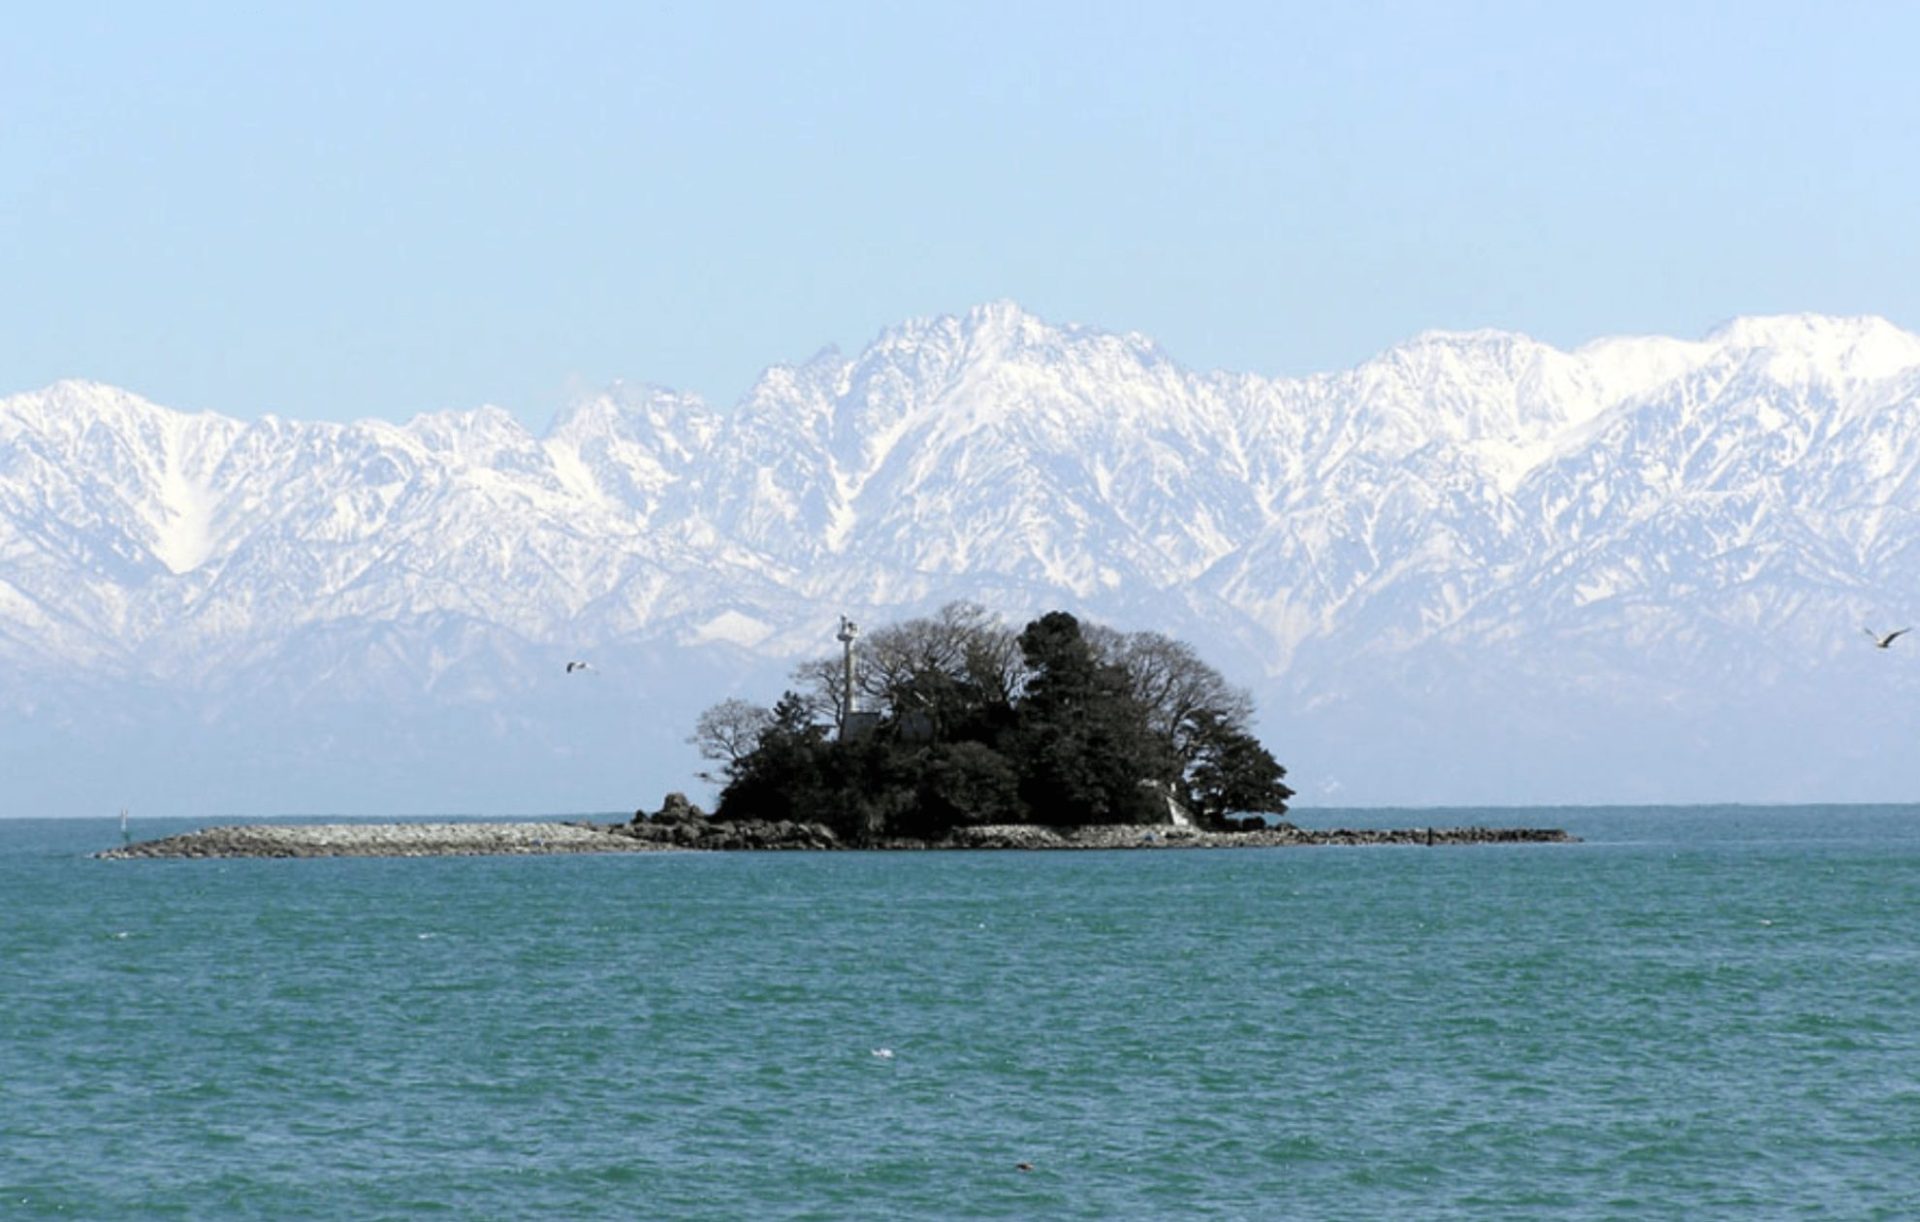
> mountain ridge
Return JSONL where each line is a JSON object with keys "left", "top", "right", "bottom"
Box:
{"left": 5, "top": 304, "right": 1920, "bottom": 815}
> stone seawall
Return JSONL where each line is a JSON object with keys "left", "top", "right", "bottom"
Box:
{"left": 99, "top": 820, "right": 1576, "bottom": 859}
{"left": 937, "top": 824, "right": 1578, "bottom": 850}
{"left": 97, "top": 822, "right": 666, "bottom": 859}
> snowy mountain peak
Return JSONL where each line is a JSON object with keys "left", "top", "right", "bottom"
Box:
{"left": 1704, "top": 313, "right": 1920, "bottom": 383}
{"left": 1707, "top": 311, "right": 1904, "bottom": 348}
{"left": 548, "top": 382, "right": 712, "bottom": 444}
{"left": 3, "top": 379, "right": 171, "bottom": 439}
{"left": 1395, "top": 326, "right": 1541, "bottom": 358}
{"left": 963, "top": 297, "right": 1047, "bottom": 335}
{"left": 870, "top": 300, "right": 1159, "bottom": 373}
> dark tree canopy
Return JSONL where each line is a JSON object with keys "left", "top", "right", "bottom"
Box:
{"left": 698, "top": 604, "right": 1292, "bottom": 843}
{"left": 1007, "top": 612, "right": 1175, "bottom": 827}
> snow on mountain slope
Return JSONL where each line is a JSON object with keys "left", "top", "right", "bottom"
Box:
{"left": 6, "top": 305, "right": 1920, "bottom": 815}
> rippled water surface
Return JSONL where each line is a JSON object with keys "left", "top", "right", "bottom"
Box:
{"left": 5, "top": 807, "right": 1920, "bottom": 1218}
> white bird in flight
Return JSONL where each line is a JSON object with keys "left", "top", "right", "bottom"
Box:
{"left": 1864, "top": 628, "right": 1910, "bottom": 650}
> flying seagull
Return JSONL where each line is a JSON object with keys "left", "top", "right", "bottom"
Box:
{"left": 565, "top": 660, "right": 594, "bottom": 673}
{"left": 1864, "top": 628, "right": 1910, "bottom": 650}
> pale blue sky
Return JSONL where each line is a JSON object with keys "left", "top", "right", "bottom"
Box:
{"left": 3, "top": 1, "right": 1915, "bottom": 426}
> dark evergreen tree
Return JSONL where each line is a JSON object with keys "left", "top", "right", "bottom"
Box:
{"left": 1007, "top": 612, "right": 1175, "bottom": 826}
{"left": 1181, "top": 708, "right": 1295, "bottom": 826}
{"left": 712, "top": 692, "right": 828, "bottom": 825}
{"left": 902, "top": 741, "right": 1029, "bottom": 833}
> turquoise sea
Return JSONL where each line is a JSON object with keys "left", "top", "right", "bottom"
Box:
{"left": 4, "top": 807, "right": 1919, "bottom": 1219}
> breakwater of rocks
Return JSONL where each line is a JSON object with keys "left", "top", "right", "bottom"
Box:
{"left": 97, "top": 821, "right": 665, "bottom": 859}
{"left": 99, "top": 818, "right": 1575, "bottom": 859}
{"left": 939, "top": 823, "right": 1577, "bottom": 850}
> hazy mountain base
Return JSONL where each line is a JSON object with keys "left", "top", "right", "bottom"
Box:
{"left": 12, "top": 631, "right": 1896, "bottom": 821}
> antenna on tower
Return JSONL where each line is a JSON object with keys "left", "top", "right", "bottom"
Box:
{"left": 837, "top": 616, "right": 859, "bottom": 737}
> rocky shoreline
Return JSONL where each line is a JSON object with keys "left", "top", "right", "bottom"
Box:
{"left": 98, "top": 818, "right": 1576, "bottom": 859}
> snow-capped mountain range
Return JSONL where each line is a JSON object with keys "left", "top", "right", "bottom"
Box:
{"left": 7, "top": 301, "right": 1920, "bottom": 816}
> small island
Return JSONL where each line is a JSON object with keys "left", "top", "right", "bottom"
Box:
{"left": 695, "top": 605, "right": 1302, "bottom": 841}
{"left": 100, "top": 606, "right": 1575, "bottom": 858}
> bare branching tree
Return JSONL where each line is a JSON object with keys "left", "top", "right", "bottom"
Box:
{"left": 863, "top": 602, "right": 1018, "bottom": 711}
{"left": 790, "top": 602, "right": 1022, "bottom": 723}
{"left": 688, "top": 697, "right": 774, "bottom": 782}
{"left": 787, "top": 655, "right": 849, "bottom": 730}
{"left": 1084, "top": 625, "right": 1255, "bottom": 768}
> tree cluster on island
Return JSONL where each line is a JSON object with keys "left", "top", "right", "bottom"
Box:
{"left": 690, "top": 604, "right": 1293, "bottom": 845}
